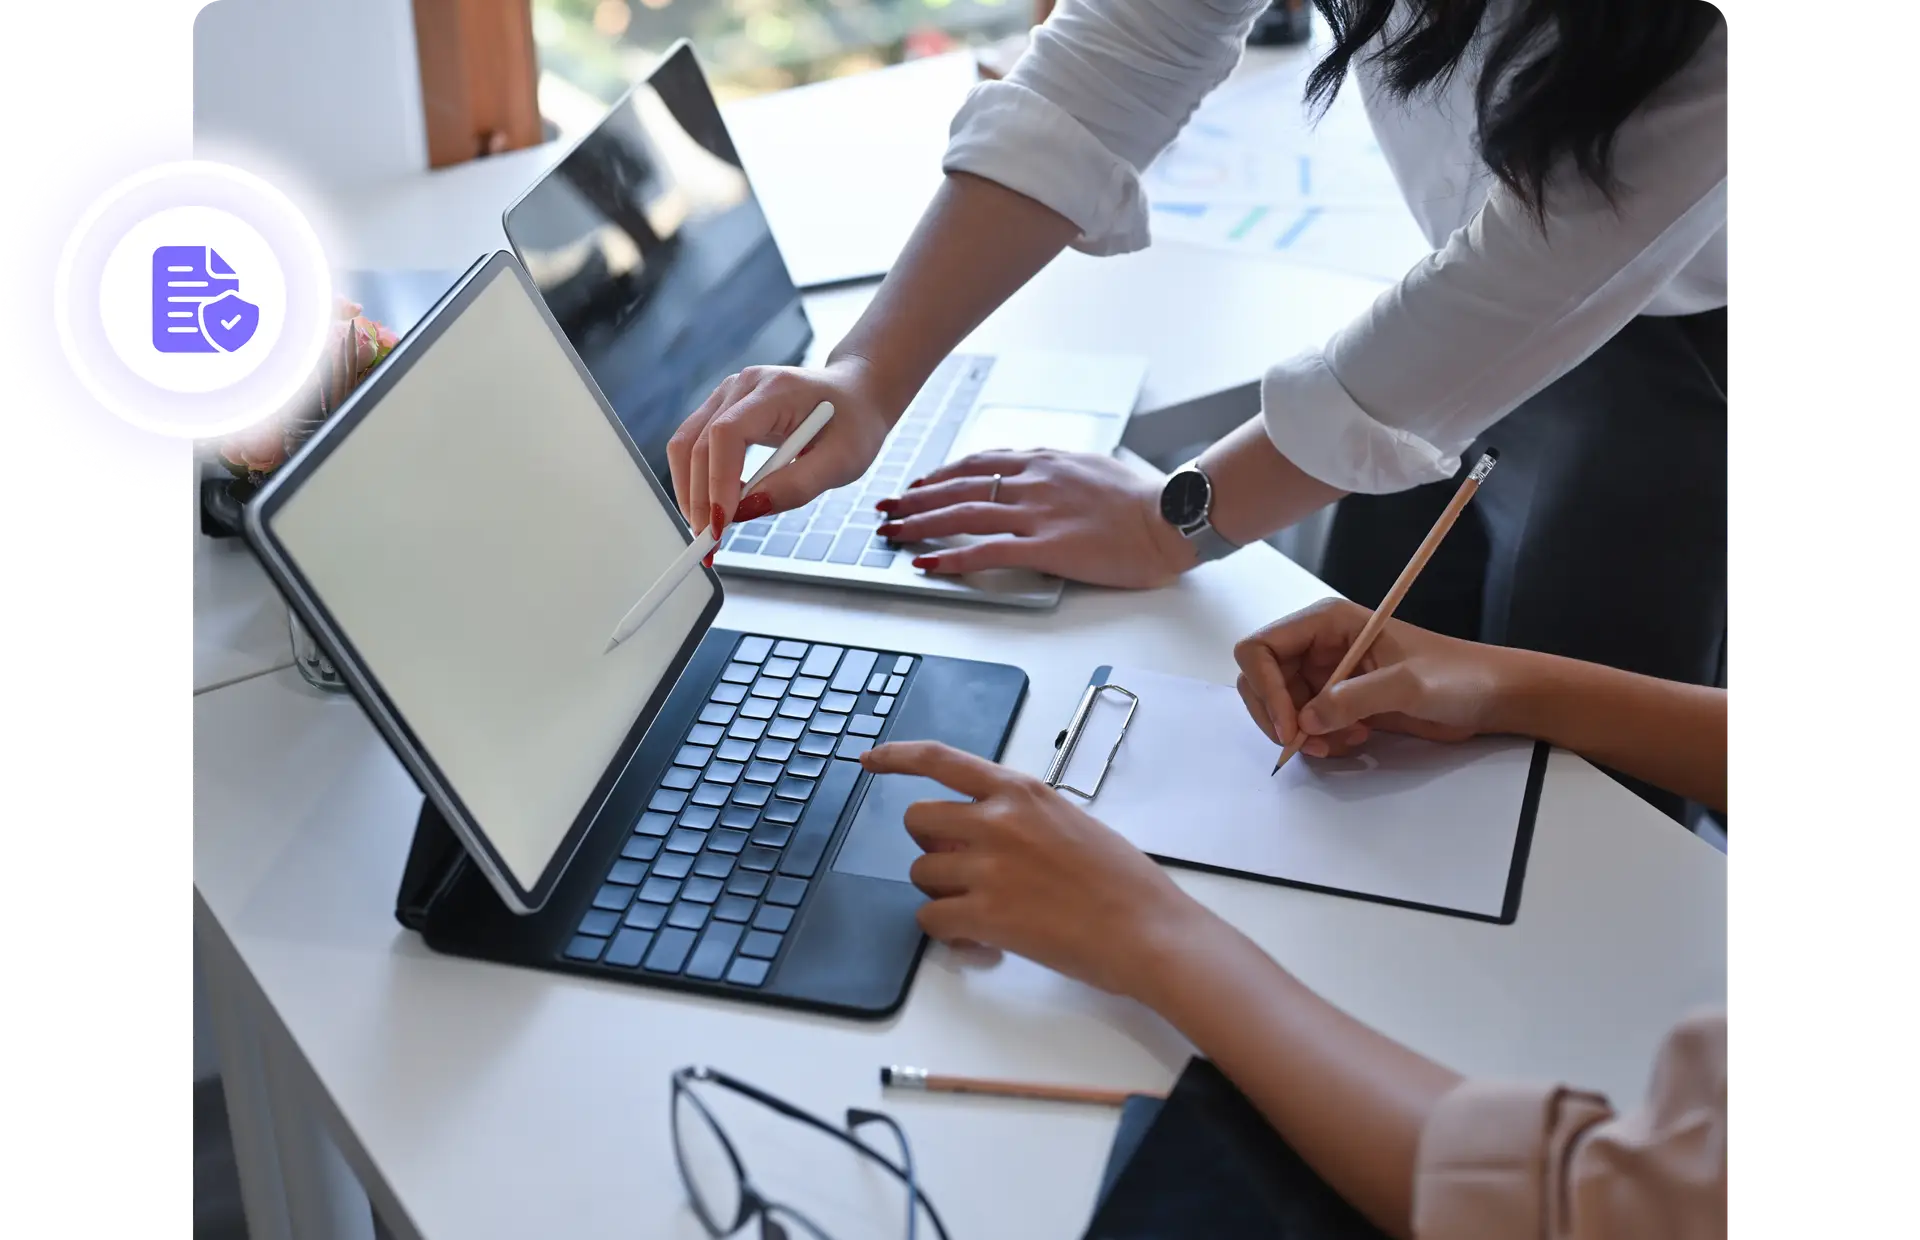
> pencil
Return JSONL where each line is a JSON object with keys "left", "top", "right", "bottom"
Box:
{"left": 1272, "top": 448, "right": 1501, "bottom": 776}
{"left": 879, "top": 1066, "right": 1153, "bottom": 1108}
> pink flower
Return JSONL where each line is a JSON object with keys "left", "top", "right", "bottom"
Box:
{"left": 214, "top": 299, "right": 400, "bottom": 479}
{"left": 220, "top": 416, "right": 287, "bottom": 474}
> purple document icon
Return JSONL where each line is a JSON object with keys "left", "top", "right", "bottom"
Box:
{"left": 152, "top": 245, "right": 253, "bottom": 353}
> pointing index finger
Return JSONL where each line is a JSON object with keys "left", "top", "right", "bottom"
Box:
{"left": 860, "top": 740, "right": 1007, "bottom": 800}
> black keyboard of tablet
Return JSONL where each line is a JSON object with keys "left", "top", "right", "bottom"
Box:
{"left": 559, "top": 635, "right": 915, "bottom": 987}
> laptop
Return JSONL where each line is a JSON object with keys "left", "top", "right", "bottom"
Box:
{"left": 501, "top": 41, "right": 1149, "bottom": 609}
{"left": 244, "top": 252, "right": 1027, "bottom": 1018}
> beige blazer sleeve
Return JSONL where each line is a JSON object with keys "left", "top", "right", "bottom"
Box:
{"left": 1415, "top": 1009, "right": 1726, "bottom": 1240}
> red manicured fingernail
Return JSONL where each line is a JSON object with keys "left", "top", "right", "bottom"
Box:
{"left": 877, "top": 522, "right": 901, "bottom": 538}
{"left": 907, "top": 477, "right": 926, "bottom": 489}
{"left": 875, "top": 498, "right": 897, "bottom": 514}
{"left": 798, "top": 442, "right": 815, "bottom": 458}
{"left": 702, "top": 550, "right": 716, "bottom": 568}
{"left": 911, "top": 555, "right": 940, "bottom": 570}
{"left": 732, "top": 491, "right": 773, "bottom": 523}
{"left": 710, "top": 503, "right": 727, "bottom": 539}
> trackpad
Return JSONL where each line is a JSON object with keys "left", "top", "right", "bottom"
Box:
{"left": 831, "top": 774, "right": 964, "bottom": 883}
{"left": 948, "top": 405, "right": 1119, "bottom": 460}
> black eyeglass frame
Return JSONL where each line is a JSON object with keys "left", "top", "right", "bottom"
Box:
{"left": 670, "top": 1065, "right": 953, "bottom": 1240}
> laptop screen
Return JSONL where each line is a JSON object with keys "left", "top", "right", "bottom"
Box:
{"left": 504, "top": 42, "right": 811, "bottom": 485}
{"left": 255, "top": 257, "right": 720, "bottom": 909}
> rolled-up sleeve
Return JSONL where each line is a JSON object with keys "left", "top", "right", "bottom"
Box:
{"left": 1264, "top": 25, "right": 1727, "bottom": 493}
{"left": 942, "top": 0, "right": 1268, "bottom": 255}
{"left": 1415, "top": 1010, "right": 1727, "bottom": 1240}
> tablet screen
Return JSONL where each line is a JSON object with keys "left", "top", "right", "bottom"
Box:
{"left": 265, "top": 261, "right": 716, "bottom": 897}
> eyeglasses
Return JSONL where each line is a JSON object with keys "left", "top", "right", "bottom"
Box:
{"left": 671, "top": 1066, "right": 952, "bottom": 1240}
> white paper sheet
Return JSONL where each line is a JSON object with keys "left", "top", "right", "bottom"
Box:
{"left": 1058, "top": 667, "right": 1537, "bottom": 919}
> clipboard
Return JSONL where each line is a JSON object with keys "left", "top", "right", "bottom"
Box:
{"left": 1045, "top": 666, "right": 1547, "bottom": 925}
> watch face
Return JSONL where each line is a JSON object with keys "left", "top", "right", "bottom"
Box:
{"left": 1160, "top": 469, "right": 1211, "bottom": 529}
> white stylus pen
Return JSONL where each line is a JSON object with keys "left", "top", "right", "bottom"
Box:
{"left": 604, "top": 401, "right": 835, "bottom": 654}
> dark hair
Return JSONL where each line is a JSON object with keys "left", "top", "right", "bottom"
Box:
{"left": 1306, "top": 0, "right": 1722, "bottom": 219}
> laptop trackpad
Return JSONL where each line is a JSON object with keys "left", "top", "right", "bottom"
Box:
{"left": 948, "top": 405, "right": 1120, "bottom": 461}
{"left": 831, "top": 774, "right": 963, "bottom": 884}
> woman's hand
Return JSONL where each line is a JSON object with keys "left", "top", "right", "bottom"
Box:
{"left": 666, "top": 357, "right": 897, "bottom": 536}
{"left": 875, "top": 450, "right": 1196, "bottom": 588}
{"left": 859, "top": 740, "right": 1207, "bottom": 999}
{"left": 1233, "top": 599, "right": 1520, "bottom": 758}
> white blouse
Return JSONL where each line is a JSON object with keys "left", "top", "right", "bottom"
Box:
{"left": 941, "top": 0, "right": 1728, "bottom": 494}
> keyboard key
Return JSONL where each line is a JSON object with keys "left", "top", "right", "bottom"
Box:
{"left": 691, "top": 783, "right": 731, "bottom": 807}
{"left": 734, "top": 636, "right": 774, "bottom": 664}
{"left": 592, "top": 883, "right": 635, "bottom": 911}
{"left": 667, "top": 902, "right": 709, "bottom": 932}
{"left": 875, "top": 696, "right": 895, "bottom": 717}
{"left": 828, "top": 529, "right": 867, "bottom": 564}
{"left": 604, "top": 928, "right": 654, "bottom": 968}
{"left": 708, "top": 829, "right": 749, "bottom": 854}
{"left": 756, "top": 738, "right": 796, "bottom": 762}
{"left": 637, "top": 812, "right": 675, "bottom": 836}
{"left": 739, "top": 930, "right": 784, "bottom": 960}
{"left": 712, "top": 682, "right": 748, "bottom": 705}
{"left": 780, "top": 760, "right": 859, "bottom": 878}
{"left": 682, "top": 876, "right": 723, "bottom": 904}
{"left": 740, "top": 846, "right": 780, "bottom": 872}
{"left": 860, "top": 551, "right": 896, "bottom": 568}
{"left": 796, "top": 533, "right": 833, "bottom": 561}
{"left": 693, "top": 852, "right": 734, "bottom": 879}
{"left": 625, "top": 902, "right": 667, "bottom": 930}
{"left": 666, "top": 828, "right": 707, "bottom": 854}
{"left": 679, "top": 804, "right": 719, "bottom": 830}
{"left": 661, "top": 766, "right": 700, "bottom": 791}
{"left": 764, "top": 799, "right": 805, "bottom": 824}
{"left": 607, "top": 859, "right": 646, "bottom": 886}
{"left": 768, "top": 876, "right": 809, "bottom": 906}
{"left": 652, "top": 852, "right": 693, "bottom": 880}
{"left": 578, "top": 909, "right": 620, "bottom": 937}
{"left": 714, "top": 894, "right": 756, "bottom": 923}
{"left": 801, "top": 645, "right": 844, "bottom": 679}
{"left": 699, "top": 703, "right": 735, "bottom": 727}
{"left": 836, "top": 736, "right": 874, "bottom": 761}
{"left": 789, "top": 754, "right": 827, "bottom": 779}
{"left": 644, "top": 928, "right": 698, "bottom": 974}
{"left": 867, "top": 672, "right": 889, "bottom": 694}
{"left": 807, "top": 714, "right": 846, "bottom": 736}
{"left": 750, "top": 676, "right": 788, "bottom": 700}
{"left": 849, "top": 714, "right": 884, "bottom": 738}
{"left": 732, "top": 782, "right": 772, "bottom": 807}
{"left": 688, "top": 724, "right": 725, "bottom": 747}
{"left": 790, "top": 676, "right": 827, "bottom": 700}
{"left": 744, "top": 760, "right": 783, "bottom": 784}
{"left": 704, "top": 761, "right": 745, "bottom": 786}
{"left": 717, "top": 738, "right": 756, "bottom": 763}
{"left": 564, "top": 935, "right": 605, "bottom": 962}
{"left": 753, "top": 905, "right": 795, "bottom": 933}
{"left": 728, "top": 717, "right": 767, "bottom": 742}
{"left": 686, "top": 922, "right": 746, "bottom": 981}
{"left": 831, "top": 650, "right": 880, "bottom": 694}
{"left": 741, "top": 697, "right": 777, "bottom": 720}
{"left": 764, "top": 656, "right": 802, "bottom": 679}
{"left": 773, "top": 640, "right": 808, "bottom": 659}
{"left": 648, "top": 789, "right": 688, "bottom": 814}
{"left": 849, "top": 510, "right": 884, "bottom": 528}
{"left": 821, "top": 691, "right": 858, "bottom": 714}
{"left": 640, "top": 876, "right": 681, "bottom": 904}
{"left": 719, "top": 806, "right": 759, "bottom": 830}
{"left": 726, "top": 871, "right": 769, "bottom": 898}
{"left": 750, "top": 823, "right": 793, "bottom": 849}
{"left": 776, "top": 697, "right": 815, "bottom": 720}
{"left": 893, "top": 656, "right": 914, "bottom": 676}
{"left": 675, "top": 744, "right": 713, "bottom": 768}
{"left": 727, "top": 957, "right": 771, "bottom": 987}
{"left": 621, "top": 834, "right": 661, "bottom": 862}
{"left": 798, "top": 732, "right": 838, "bottom": 757}
{"left": 721, "top": 662, "right": 757, "bottom": 684}
{"left": 775, "top": 776, "right": 816, "bottom": 803}
{"left": 768, "top": 717, "right": 806, "bottom": 741}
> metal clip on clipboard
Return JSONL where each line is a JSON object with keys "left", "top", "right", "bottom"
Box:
{"left": 1043, "top": 682, "right": 1139, "bottom": 801}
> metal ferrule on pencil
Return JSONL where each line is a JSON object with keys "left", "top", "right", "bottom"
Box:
{"left": 882, "top": 1066, "right": 930, "bottom": 1089}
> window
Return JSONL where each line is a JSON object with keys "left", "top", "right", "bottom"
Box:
{"left": 531, "top": 0, "right": 1030, "bottom": 135}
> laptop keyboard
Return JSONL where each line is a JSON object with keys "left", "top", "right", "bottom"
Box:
{"left": 561, "top": 634, "right": 917, "bottom": 989}
{"left": 717, "top": 353, "right": 996, "bottom": 567}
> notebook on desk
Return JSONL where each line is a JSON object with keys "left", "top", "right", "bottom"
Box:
{"left": 1047, "top": 666, "right": 1546, "bottom": 923}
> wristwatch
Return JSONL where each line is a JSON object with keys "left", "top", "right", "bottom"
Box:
{"left": 1159, "top": 460, "right": 1240, "bottom": 564}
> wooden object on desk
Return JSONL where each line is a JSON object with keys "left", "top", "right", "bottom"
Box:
{"left": 410, "top": 0, "right": 543, "bottom": 168}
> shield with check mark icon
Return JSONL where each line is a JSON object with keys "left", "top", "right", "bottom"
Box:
{"left": 198, "top": 291, "right": 261, "bottom": 353}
